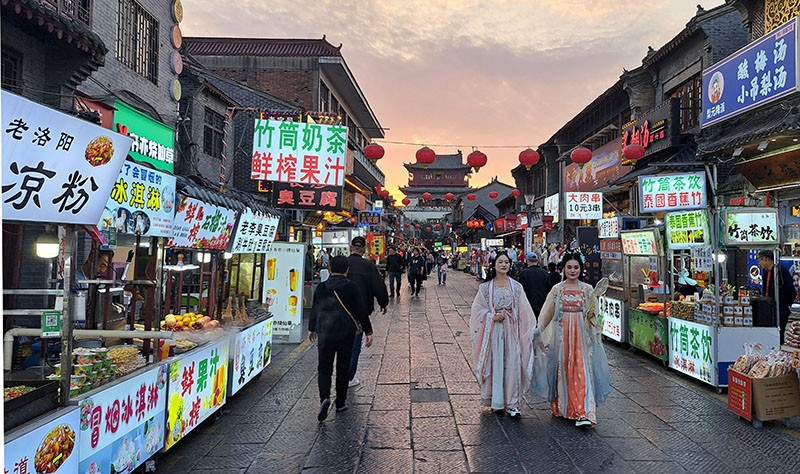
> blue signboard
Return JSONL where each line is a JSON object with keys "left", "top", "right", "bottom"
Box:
{"left": 702, "top": 18, "right": 798, "bottom": 128}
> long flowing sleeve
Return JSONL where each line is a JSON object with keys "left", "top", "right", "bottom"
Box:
{"left": 469, "top": 284, "right": 493, "bottom": 381}
{"left": 514, "top": 281, "right": 537, "bottom": 393}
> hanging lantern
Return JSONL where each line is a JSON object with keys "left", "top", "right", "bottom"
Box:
{"left": 364, "top": 143, "right": 385, "bottom": 161}
{"left": 381, "top": 189, "right": 390, "bottom": 198}
{"left": 488, "top": 191, "right": 499, "bottom": 199}
{"left": 426, "top": 226, "right": 432, "bottom": 232}
{"left": 375, "top": 183, "right": 383, "bottom": 195}
{"left": 404, "top": 223, "right": 410, "bottom": 228}
{"left": 623, "top": 143, "right": 646, "bottom": 163}
{"left": 445, "top": 192, "right": 455, "bottom": 202}
{"left": 416, "top": 146, "right": 436, "bottom": 168}
{"left": 415, "top": 224, "right": 421, "bottom": 229}
{"left": 570, "top": 147, "right": 593, "bottom": 168}
{"left": 422, "top": 192, "right": 432, "bottom": 201}
{"left": 446, "top": 223, "right": 451, "bottom": 228}
{"left": 511, "top": 189, "right": 521, "bottom": 198}
{"left": 518, "top": 148, "right": 540, "bottom": 170}
{"left": 435, "top": 224, "right": 442, "bottom": 229}
{"left": 467, "top": 150, "right": 488, "bottom": 173}
{"left": 402, "top": 197, "right": 411, "bottom": 206}
{"left": 467, "top": 193, "right": 477, "bottom": 201}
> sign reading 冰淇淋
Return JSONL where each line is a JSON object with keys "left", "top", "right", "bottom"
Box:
{"left": 723, "top": 208, "right": 779, "bottom": 245}
{"left": 598, "top": 296, "right": 623, "bottom": 342}
{"left": 620, "top": 229, "right": 661, "bottom": 256}
{"left": 4, "top": 407, "right": 80, "bottom": 474}
{"left": 669, "top": 317, "right": 715, "bottom": 385}
{"left": 251, "top": 119, "right": 347, "bottom": 186}
{"left": 262, "top": 243, "right": 305, "bottom": 336}
{"left": 665, "top": 210, "right": 710, "bottom": 249}
{"left": 598, "top": 217, "right": 619, "bottom": 239}
{"left": 98, "top": 160, "right": 176, "bottom": 237}
{"left": 638, "top": 172, "right": 707, "bottom": 213}
{"left": 702, "top": 18, "right": 797, "bottom": 128}
{"left": 229, "top": 317, "right": 273, "bottom": 395}
{"left": 167, "top": 195, "right": 237, "bottom": 250}
{"left": 2, "top": 91, "right": 132, "bottom": 225}
{"left": 166, "top": 337, "right": 229, "bottom": 450}
{"left": 229, "top": 209, "right": 279, "bottom": 254}
{"left": 544, "top": 194, "right": 560, "bottom": 223}
{"left": 78, "top": 364, "right": 168, "bottom": 473}
{"left": 565, "top": 192, "right": 603, "bottom": 220}
{"left": 113, "top": 100, "right": 175, "bottom": 173}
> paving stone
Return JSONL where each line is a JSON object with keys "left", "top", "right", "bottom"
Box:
{"left": 412, "top": 435, "right": 464, "bottom": 451}
{"left": 637, "top": 428, "right": 705, "bottom": 452}
{"left": 602, "top": 436, "right": 670, "bottom": 461}
{"left": 413, "top": 450, "right": 468, "bottom": 473}
{"left": 628, "top": 460, "right": 689, "bottom": 473}
{"left": 357, "top": 448, "right": 413, "bottom": 474}
{"left": 412, "top": 416, "right": 459, "bottom": 438}
{"left": 365, "top": 425, "right": 412, "bottom": 449}
{"left": 411, "top": 401, "right": 452, "bottom": 418}
{"left": 464, "top": 444, "right": 525, "bottom": 472}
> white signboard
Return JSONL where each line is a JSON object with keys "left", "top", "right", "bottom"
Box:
{"left": 262, "top": 243, "right": 305, "bottom": 336}
{"left": 669, "top": 317, "right": 716, "bottom": 385}
{"left": 1, "top": 90, "right": 132, "bottom": 224}
{"left": 544, "top": 194, "right": 560, "bottom": 224}
{"left": 78, "top": 364, "right": 168, "bottom": 473}
{"left": 620, "top": 229, "right": 661, "bottom": 256}
{"left": 229, "top": 317, "right": 274, "bottom": 395}
{"left": 5, "top": 407, "right": 80, "bottom": 474}
{"left": 229, "top": 210, "right": 280, "bottom": 254}
{"left": 565, "top": 192, "right": 603, "bottom": 220}
{"left": 483, "top": 238, "right": 504, "bottom": 249}
{"left": 598, "top": 217, "right": 619, "bottom": 239}
{"left": 167, "top": 195, "right": 237, "bottom": 250}
{"left": 251, "top": 119, "right": 347, "bottom": 186}
{"left": 639, "top": 172, "right": 707, "bottom": 213}
{"left": 598, "top": 296, "right": 624, "bottom": 342}
{"left": 723, "top": 208, "right": 779, "bottom": 246}
{"left": 691, "top": 245, "right": 714, "bottom": 272}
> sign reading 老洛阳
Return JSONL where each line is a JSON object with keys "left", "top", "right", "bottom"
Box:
{"left": 113, "top": 100, "right": 175, "bottom": 173}
{"left": 722, "top": 208, "right": 779, "bottom": 246}
{"left": 639, "top": 172, "right": 707, "bottom": 213}
{"left": 251, "top": 119, "right": 347, "bottom": 186}
{"left": 702, "top": 18, "right": 798, "bottom": 128}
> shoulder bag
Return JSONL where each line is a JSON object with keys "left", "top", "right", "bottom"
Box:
{"left": 334, "top": 290, "right": 364, "bottom": 335}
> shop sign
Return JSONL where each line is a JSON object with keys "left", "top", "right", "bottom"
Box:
{"left": 723, "top": 208, "right": 779, "bottom": 245}
{"left": 669, "top": 318, "right": 715, "bottom": 384}
{"left": 483, "top": 238, "right": 504, "bottom": 249}
{"left": 728, "top": 369, "right": 752, "bottom": 421}
{"left": 702, "top": 18, "right": 798, "bottom": 128}
{"left": 165, "top": 337, "right": 229, "bottom": 450}
{"left": 4, "top": 407, "right": 80, "bottom": 474}
{"left": 564, "top": 141, "right": 625, "bottom": 192}
{"left": 544, "top": 194, "right": 560, "bottom": 223}
{"left": 529, "top": 208, "right": 544, "bottom": 228}
{"left": 493, "top": 217, "right": 506, "bottom": 233}
{"left": 250, "top": 119, "right": 347, "bottom": 186}
{"left": 638, "top": 171, "right": 707, "bottom": 213}
{"left": 41, "top": 310, "right": 61, "bottom": 338}
{"left": 353, "top": 193, "right": 367, "bottom": 211}
{"left": 466, "top": 219, "right": 485, "bottom": 229}
{"left": 341, "top": 189, "right": 354, "bottom": 211}
{"left": 600, "top": 239, "right": 622, "bottom": 260}
{"left": 359, "top": 211, "right": 381, "bottom": 226}
{"left": 374, "top": 200, "right": 384, "bottom": 210}
{"left": 598, "top": 296, "right": 623, "bottom": 342}
{"left": 229, "top": 317, "right": 273, "bottom": 395}
{"left": 736, "top": 148, "right": 800, "bottom": 190}
{"left": 565, "top": 192, "right": 603, "bottom": 220}
{"left": 367, "top": 233, "right": 386, "bottom": 259}
{"left": 229, "top": 209, "right": 280, "bottom": 254}
{"left": 262, "top": 243, "right": 305, "bottom": 336}
{"left": 628, "top": 309, "right": 668, "bottom": 360}
{"left": 167, "top": 195, "right": 237, "bottom": 250}
{"left": 620, "top": 229, "right": 661, "bottom": 256}
{"left": 78, "top": 364, "right": 168, "bottom": 472}
{"left": 2, "top": 91, "right": 132, "bottom": 225}
{"left": 691, "top": 245, "right": 714, "bottom": 272}
{"left": 598, "top": 218, "right": 619, "bottom": 239}
{"left": 98, "top": 160, "right": 176, "bottom": 237}
{"left": 621, "top": 98, "right": 680, "bottom": 161}
{"left": 272, "top": 182, "right": 342, "bottom": 210}
{"left": 113, "top": 100, "right": 175, "bottom": 173}
{"left": 665, "top": 210, "right": 710, "bottom": 249}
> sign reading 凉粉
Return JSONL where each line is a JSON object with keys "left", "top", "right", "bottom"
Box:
{"left": 722, "top": 208, "right": 779, "bottom": 246}
{"left": 638, "top": 172, "right": 707, "bottom": 213}
{"left": 2, "top": 91, "right": 132, "bottom": 225}
{"left": 251, "top": 119, "right": 347, "bottom": 186}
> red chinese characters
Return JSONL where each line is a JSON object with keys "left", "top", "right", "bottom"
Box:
{"left": 105, "top": 399, "right": 120, "bottom": 434}
{"left": 135, "top": 383, "right": 147, "bottom": 421}
{"left": 181, "top": 361, "right": 195, "bottom": 396}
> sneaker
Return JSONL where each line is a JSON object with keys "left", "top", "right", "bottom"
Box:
{"left": 336, "top": 405, "right": 348, "bottom": 413}
{"left": 575, "top": 418, "right": 592, "bottom": 427}
{"left": 318, "top": 399, "right": 331, "bottom": 421}
{"left": 348, "top": 377, "right": 361, "bottom": 388}
{"left": 507, "top": 408, "right": 520, "bottom": 417}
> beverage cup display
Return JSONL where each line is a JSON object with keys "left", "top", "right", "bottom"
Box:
{"left": 289, "top": 269, "right": 298, "bottom": 291}
{"left": 288, "top": 295, "right": 298, "bottom": 316}
{"left": 267, "top": 258, "right": 277, "bottom": 280}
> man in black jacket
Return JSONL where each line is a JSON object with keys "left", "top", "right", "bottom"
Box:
{"left": 386, "top": 247, "right": 405, "bottom": 298}
{"left": 309, "top": 256, "right": 373, "bottom": 421}
{"left": 518, "top": 252, "right": 552, "bottom": 316}
{"left": 346, "top": 236, "right": 389, "bottom": 387}
{"left": 757, "top": 250, "right": 795, "bottom": 344}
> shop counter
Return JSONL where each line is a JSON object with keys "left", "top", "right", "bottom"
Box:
{"left": 627, "top": 308, "right": 669, "bottom": 362}
{"left": 5, "top": 406, "right": 81, "bottom": 474}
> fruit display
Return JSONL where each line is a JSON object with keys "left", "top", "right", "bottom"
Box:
{"left": 636, "top": 302, "right": 670, "bottom": 317}
{"left": 4, "top": 385, "right": 36, "bottom": 401}
{"left": 161, "top": 312, "right": 221, "bottom": 332}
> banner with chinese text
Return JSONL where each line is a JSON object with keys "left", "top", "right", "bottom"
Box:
{"left": 114, "top": 100, "right": 176, "bottom": 173}
{"left": 78, "top": 364, "right": 168, "bottom": 473}
{"left": 598, "top": 296, "right": 624, "bottom": 342}
{"left": 565, "top": 192, "right": 602, "bottom": 220}
{"left": 620, "top": 229, "right": 661, "bottom": 256}
{"left": 229, "top": 210, "right": 279, "bottom": 254}
{"left": 251, "top": 119, "right": 347, "bottom": 186}
{"left": 229, "top": 317, "right": 273, "bottom": 395}
{"left": 600, "top": 239, "right": 622, "bottom": 260}
{"left": 669, "top": 317, "right": 716, "bottom": 385}
{"left": 272, "top": 182, "right": 342, "bottom": 210}
{"left": 367, "top": 233, "right": 386, "bottom": 260}
{"left": 665, "top": 209, "right": 710, "bottom": 249}
{"left": 722, "top": 208, "right": 779, "bottom": 245}
{"left": 167, "top": 195, "right": 237, "bottom": 250}
{"left": 165, "top": 337, "right": 229, "bottom": 450}
{"left": 544, "top": 194, "right": 559, "bottom": 224}
{"left": 359, "top": 212, "right": 381, "bottom": 226}
{"left": 4, "top": 407, "right": 80, "bottom": 474}
{"left": 2, "top": 91, "right": 132, "bottom": 225}
{"left": 262, "top": 243, "right": 305, "bottom": 336}
{"left": 639, "top": 172, "right": 707, "bottom": 213}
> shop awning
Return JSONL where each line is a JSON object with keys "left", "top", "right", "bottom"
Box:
{"left": 176, "top": 175, "right": 283, "bottom": 218}
{"left": 495, "top": 230, "right": 523, "bottom": 239}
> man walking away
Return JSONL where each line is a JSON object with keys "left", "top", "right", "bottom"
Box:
{"left": 518, "top": 252, "right": 552, "bottom": 316}
{"left": 386, "top": 247, "right": 405, "bottom": 297}
{"left": 347, "top": 236, "right": 389, "bottom": 387}
{"left": 547, "top": 262, "right": 562, "bottom": 288}
{"left": 309, "top": 256, "right": 373, "bottom": 421}
{"left": 408, "top": 248, "right": 427, "bottom": 296}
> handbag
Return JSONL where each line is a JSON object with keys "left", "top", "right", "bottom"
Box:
{"left": 334, "top": 290, "right": 364, "bottom": 335}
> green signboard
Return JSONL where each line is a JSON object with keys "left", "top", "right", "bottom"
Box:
{"left": 628, "top": 308, "right": 668, "bottom": 361}
{"left": 665, "top": 210, "right": 710, "bottom": 249}
{"left": 113, "top": 100, "right": 175, "bottom": 173}
{"left": 41, "top": 310, "right": 61, "bottom": 338}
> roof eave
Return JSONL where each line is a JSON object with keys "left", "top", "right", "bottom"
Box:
{"left": 319, "top": 57, "right": 384, "bottom": 139}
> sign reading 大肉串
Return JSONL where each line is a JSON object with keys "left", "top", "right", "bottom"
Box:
{"left": 638, "top": 172, "right": 707, "bottom": 213}
{"left": 565, "top": 192, "right": 602, "bottom": 220}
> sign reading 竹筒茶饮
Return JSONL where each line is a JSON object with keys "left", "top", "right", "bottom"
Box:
{"left": 722, "top": 208, "right": 779, "bottom": 246}
{"left": 638, "top": 172, "right": 707, "bottom": 213}
{"left": 669, "top": 317, "right": 716, "bottom": 385}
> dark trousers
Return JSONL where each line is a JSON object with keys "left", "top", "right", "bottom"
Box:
{"left": 388, "top": 271, "right": 402, "bottom": 295}
{"left": 349, "top": 332, "right": 363, "bottom": 381}
{"left": 318, "top": 335, "right": 355, "bottom": 407}
{"left": 409, "top": 274, "right": 424, "bottom": 294}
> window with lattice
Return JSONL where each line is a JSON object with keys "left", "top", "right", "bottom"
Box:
{"left": 203, "top": 108, "right": 225, "bottom": 158}
{"left": 116, "top": 0, "right": 158, "bottom": 83}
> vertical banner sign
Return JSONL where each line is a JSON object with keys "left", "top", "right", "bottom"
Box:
{"left": 598, "top": 296, "right": 623, "bottom": 342}
{"left": 577, "top": 227, "right": 602, "bottom": 286}
{"left": 565, "top": 192, "right": 602, "bottom": 220}
{"left": 598, "top": 218, "right": 620, "bottom": 239}
{"left": 2, "top": 91, "right": 132, "bottom": 225}
{"left": 262, "top": 243, "right": 305, "bottom": 336}
{"left": 4, "top": 407, "right": 80, "bottom": 474}
{"left": 367, "top": 234, "right": 386, "bottom": 260}
{"left": 544, "top": 194, "right": 560, "bottom": 224}
{"left": 251, "top": 119, "right": 347, "bottom": 186}
{"left": 167, "top": 195, "right": 237, "bottom": 250}
{"left": 78, "top": 365, "right": 168, "bottom": 473}
{"left": 229, "top": 317, "right": 273, "bottom": 395}
{"left": 264, "top": 318, "right": 274, "bottom": 367}
{"left": 166, "top": 338, "right": 229, "bottom": 450}
{"left": 229, "top": 210, "right": 280, "bottom": 254}
{"left": 747, "top": 249, "right": 763, "bottom": 291}
{"left": 728, "top": 370, "right": 752, "bottom": 421}
{"left": 98, "top": 161, "right": 177, "bottom": 237}
{"left": 723, "top": 208, "right": 779, "bottom": 245}
{"left": 691, "top": 245, "right": 714, "bottom": 272}
{"left": 669, "top": 318, "right": 716, "bottom": 385}
{"left": 113, "top": 100, "right": 176, "bottom": 173}
{"left": 665, "top": 210, "right": 710, "bottom": 249}
{"left": 702, "top": 18, "right": 797, "bottom": 128}
{"left": 639, "top": 172, "right": 707, "bottom": 213}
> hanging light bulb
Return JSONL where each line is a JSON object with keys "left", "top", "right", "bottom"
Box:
{"left": 35, "top": 231, "right": 59, "bottom": 259}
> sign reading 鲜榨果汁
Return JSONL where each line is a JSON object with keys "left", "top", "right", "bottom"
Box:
{"left": 251, "top": 119, "right": 347, "bottom": 186}
{"left": 565, "top": 192, "right": 603, "bottom": 220}
{"left": 2, "top": 91, "right": 131, "bottom": 225}
{"left": 167, "top": 195, "right": 237, "bottom": 250}
{"left": 229, "top": 209, "right": 280, "bottom": 254}
{"left": 722, "top": 208, "right": 779, "bottom": 246}
{"left": 665, "top": 209, "right": 710, "bottom": 249}
{"left": 113, "top": 100, "right": 175, "bottom": 173}
{"left": 638, "top": 172, "right": 707, "bottom": 213}
{"left": 702, "top": 18, "right": 798, "bottom": 128}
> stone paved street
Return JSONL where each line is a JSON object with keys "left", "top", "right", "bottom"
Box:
{"left": 157, "top": 271, "right": 800, "bottom": 474}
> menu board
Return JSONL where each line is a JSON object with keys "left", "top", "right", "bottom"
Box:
{"left": 167, "top": 195, "right": 237, "bottom": 250}
{"left": 620, "top": 229, "right": 662, "bottom": 256}
{"left": 598, "top": 218, "right": 619, "bottom": 239}
{"left": 565, "top": 192, "right": 603, "bottom": 220}
{"left": 5, "top": 407, "right": 80, "bottom": 474}
{"left": 665, "top": 210, "right": 710, "bottom": 249}
{"left": 262, "top": 243, "right": 305, "bottom": 336}
{"left": 229, "top": 317, "right": 273, "bottom": 395}
{"left": 229, "top": 209, "right": 279, "bottom": 254}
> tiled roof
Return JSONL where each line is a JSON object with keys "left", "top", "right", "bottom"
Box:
{"left": 184, "top": 36, "right": 343, "bottom": 58}
{"left": 404, "top": 152, "right": 470, "bottom": 170}
{"left": 457, "top": 180, "right": 515, "bottom": 222}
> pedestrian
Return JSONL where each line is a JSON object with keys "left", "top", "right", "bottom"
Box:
{"left": 518, "top": 252, "right": 552, "bottom": 316}
{"left": 548, "top": 244, "right": 561, "bottom": 267}
{"left": 469, "top": 252, "right": 537, "bottom": 417}
{"left": 426, "top": 250, "right": 435, "bottom": 275}
{"left": 386, "top": 247, "right": 405, "bottom": 297}
{"left": 347, "top": 236, "right": 389, "bottom": 387}
{"left": 408, "top": 247, "right": 427, "bottom": 296}
{"left": 547, "top": 262, "right": 562, "bottom": 288}
{"left": 305, "top": 245, "right": 315, "bottom": 282}
{"left": 437, "top": 256, "right": 448, "bottom": 285}
{"left": 309, "top": 256, "right": 373, "bottom": 421}
{"left": 533, "top": 250, "right": 612, "bottom": 427}
{"left": 757, "top": 249, "right": 794, "bottom": 343}
{"left": 540, "top": 245, "right": 549, "bottom": 268}
{"left": 321, "top": 247, "right": 332, "bottom": 269}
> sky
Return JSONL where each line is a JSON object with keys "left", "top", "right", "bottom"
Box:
{"left": 181, "top": 0, "right": 727, "bottom": 200}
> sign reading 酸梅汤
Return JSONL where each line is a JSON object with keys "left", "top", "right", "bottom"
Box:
{"left": 638, "top": 172, "right": 707, "bottom": 213}
{"left": 722, "top": 208, "right": 779, "bottom": 246}
{"left": 229, "top": 209, "right": 280, "bottom": 254}
{"left": 621, "top": 99, "right": 680, "bottom": 162}
{"left": 665, "top": 210, "right": 710, "bottom": 249}
{"left": 702, "top": 18, "right": 798, "bottom": 128}
{"left": 251, "top": 119, "right": 347, "bottom": 186}
{"left": 669, "top": 317, "right": 716, "bottom": 385}
{"left": 2, "top": 91, "right": 132, "bottom": 225}
{"left": 167, "top": 195, "right": 237, "bottom": 250}
{"left": 270, "top": 181, "right": 343, "bottom": 210}
{"left": 565, "top": 192, "right": 603, "bottom": 220}
{"left": 113, "top": 100, "right": 175, "bottom": 173}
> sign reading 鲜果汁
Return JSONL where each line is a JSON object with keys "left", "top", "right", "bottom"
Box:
{"left": 702, "top": 18, "right": 798, "bottom": 128}
{"left": 1, "top": 91, "right": 131, "bottom": 225}
{"left": 251, "top": 119, "right": 347, "bottom": 186}
{"left": 113, "top": 100, "right": 175, "bottom": 173}
{"left": 669, "top": 317, "right": 716, "bottom": 385}
{"left": 665, "top": 210, "right": 710, "bottom": 249}
{"left": 167, "top": 195, "right": 237, "bottom": 250}
{"left": 638, "top": 172, "right": 707, "bottom": 213}
{"left": 722, "top": 207, "right": 779, "bottom": 246}
{"left": 565, "top": 192, "right": 603, "bottom": 220}
{"left": 229, "top": 209, "right": 280, "bottom": 254}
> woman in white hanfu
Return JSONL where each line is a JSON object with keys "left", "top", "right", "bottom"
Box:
{"left": 470, "top": 252, "right": 537, "bottom": 417}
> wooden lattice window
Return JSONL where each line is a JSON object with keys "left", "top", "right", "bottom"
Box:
{"left": 116, "top": 0, "right": 159, "bottom": 84}
{"left": 203, "top": 108, "right": 226, "bottom": 158}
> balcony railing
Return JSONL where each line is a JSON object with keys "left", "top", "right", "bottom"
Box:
{"left": 43, "top": 0, "right": 93, "bottom": 28}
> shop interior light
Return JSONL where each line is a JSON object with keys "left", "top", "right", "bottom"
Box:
{"left": 197, "top": 251, "right": 212, "bottom": 263}
{"left": 716, "top": 252, "right": 727, "bottom": 263}
{"left": 35, "top": 232, "right": 60, "bottom": 259}
{"left": 653, "top": 219, "right": 663, "bottom": 225}
{"left": 224, "top": 252, "right": 233, "bottom": 259}
{"left": 163, "top": 264, "right": 200, "bottom": 272}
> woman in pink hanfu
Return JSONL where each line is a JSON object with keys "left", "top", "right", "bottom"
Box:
{"left": 470, "top": 252, "right": 537, "bottom": 417}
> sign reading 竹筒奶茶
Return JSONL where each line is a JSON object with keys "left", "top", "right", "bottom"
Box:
{"left": 638, "top": 172, "right": 707, "bottom": 213}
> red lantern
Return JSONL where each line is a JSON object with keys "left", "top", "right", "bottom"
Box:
{"left": 381, "top": 189, "right": 390, "bottom": 198}
{"left": 467, "top": 150, "right": 488, "bottom": 173}
{"left": 402, "top": 197, "right": 411, "bottom": 206}
{"left": 364, "top": 143, "right": 385, "bottom": 161}
{"left": 518, "top": 148, "right": 540, "bottom": 170}
{"left": 422, "top": 192, "right": 432, "bottom": 201}
{"left": 375, "top": 183, "right": 383, "bottom": 194}
{"left": 489, "top": 191, "right": 499, "bottom": 199}
{"left": 404, "top": 223, "right": 410, "bottom": 228}
{"left": 416, "top": 146, "right": 436, "bottom": 168}
{"left": 415, "top": 224, "right": 421, "bottom": 229}
{"left": 511, "top": 189, "right": 521, "bottom": 198}
{"left": 467, "top": 193, "right": 477, "bottom": 201}
{"left": 426, "top": 227, "right": 432, "bottom": 232}
{"left": 435, "top": 224, "right": 442, "bottom": 229}
{"left": 623, "top": 144, "right": 646, "bottom": 162}
{"left": 445, "top": 192, "right": 455, "bottom": 202}
{"left": 570, "top": 147, "right": 593, "bottom": 168}
{"left": 446, "top": 223, "right": 451, "bottom": 228}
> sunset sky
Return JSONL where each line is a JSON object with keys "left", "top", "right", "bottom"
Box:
{"left": 182, "top": 1, "right": 726, "bottom": 199}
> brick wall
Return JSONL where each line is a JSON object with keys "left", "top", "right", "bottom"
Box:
{"left": 1, "top": 22, "right": 48, "bottom": 104}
